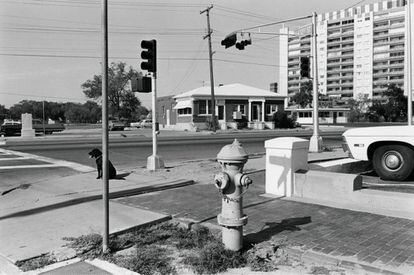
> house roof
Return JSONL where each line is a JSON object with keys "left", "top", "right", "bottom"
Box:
{"left": 174, "top": 83, "right": 285, "bottom": 100}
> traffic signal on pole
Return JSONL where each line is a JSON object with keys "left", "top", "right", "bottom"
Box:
{"left": 131, "top": 75, "right": 152, "bottom": 93}
{"left": 140, "top": 39, "right": 156, "bottom": 73}
{"left": 221, "top": 32, "right": 237, "bottom": 48}
{"left": 300, "top": 56, "right": 310, "bottom": 78}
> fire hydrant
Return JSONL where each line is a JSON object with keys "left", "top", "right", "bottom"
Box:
{"left": 214, "top": 139, "right": 253, "bottom": 251}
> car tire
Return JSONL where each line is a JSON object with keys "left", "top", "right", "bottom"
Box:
{"left": 372, "top": 145, "right": 414, "bottom": 181}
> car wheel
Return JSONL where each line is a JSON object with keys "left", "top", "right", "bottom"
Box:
{"left": 372, "top": 145, "right": 414, "bottom": 181}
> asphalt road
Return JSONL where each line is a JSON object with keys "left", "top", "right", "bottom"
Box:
{"left": 3, "top": 133, "right": 343, "bottom": 169}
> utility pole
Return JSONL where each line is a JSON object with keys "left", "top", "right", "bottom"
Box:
{"left": 406, "top": 0, "right": 412, "bottom": 125}
{"left": 101, "top": 0, "right": 109, "bottom": 253}
{"left": 201, "top": 5, "right": 217, "bottom": 132}
{"left": 309, "top": 11, "right": 323, "bottom": 152}
{"left": 42, "top": 100, "right": 45, "bottom": 135}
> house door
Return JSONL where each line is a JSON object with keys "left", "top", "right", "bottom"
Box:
{"left": 251, "top": 104, "right": 261, "bottom": 121}
{"left": 218, "top": 105, "right": 224, "bottom": 121}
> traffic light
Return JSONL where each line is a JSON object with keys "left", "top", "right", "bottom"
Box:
{"left": 300, "top": 56, "right": 310, "bottom": 78}
{"left": 236, "top": 36, "right": 252, "bottom": 50}
{"left": 140, "top": 39, "right": 156, "bottom": 73}
{"left": 131, "top": 75, "right": 152, "bottom": 93}
{"left": 221, "top": 32, "right": 237, "bottom": 48}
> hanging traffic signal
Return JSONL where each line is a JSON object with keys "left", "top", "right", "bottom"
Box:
{"left": 141, "top": 39, "right": 156, "bottom": 73}
{"left": 131, "top": 75, "right": 152, "bottom": 93}
{"left": 221, "top": 32, "right": 237, "bottom": 48}
{"left": 236, "top": 36, "right": 252, "bottom": 50}
{"left": 300, "top": 56, "right": 310, "bottom": 78}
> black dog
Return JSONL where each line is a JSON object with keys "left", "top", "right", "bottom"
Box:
{"left": 88, "top": 148, "right": 117, "bottom": 179}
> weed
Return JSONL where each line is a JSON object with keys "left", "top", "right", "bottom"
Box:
{"left": 16, "top": 254, "right": 56, "bottom": 271}
{"left": 246, "top": 242, "right": 288, "bottom": 272}
{"left": 110, "top": 245, "right": 176, "bottom": 275}
{"left": 182, "top": 242, "right": 246, "bottom": 274}
{"left": 63, "top": 233, "right": 103, "bottom": 258}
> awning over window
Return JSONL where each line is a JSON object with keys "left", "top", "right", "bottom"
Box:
{"left": 173, "top": 100, "right": 192, "bottom": 109}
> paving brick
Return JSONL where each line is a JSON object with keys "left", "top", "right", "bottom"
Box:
{"left": 362, "top": 255, "right": 378, "bottom": 264}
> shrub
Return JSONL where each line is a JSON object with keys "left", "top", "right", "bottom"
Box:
{"left": 272, "top": 110, "right": 295, "bottom": 128}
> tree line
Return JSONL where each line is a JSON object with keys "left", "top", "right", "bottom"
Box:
{"left": 0, "top": 62, "right": 149, "bottom": 124}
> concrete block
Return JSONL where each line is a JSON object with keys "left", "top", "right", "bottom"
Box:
{"left": 294, "top": 170, "right": 362, "bottom": 200}
{"left": 265, "top": 137, "right": 309, "bottom": 197}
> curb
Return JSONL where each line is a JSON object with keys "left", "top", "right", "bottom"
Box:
{"left": 286, "top": 247, "right": 403, "bottom": 275}
{"left": 0, "top": 179, "right": 194, "bottom": 221}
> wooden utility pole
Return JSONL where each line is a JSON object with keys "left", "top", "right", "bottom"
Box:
{"left": 101, "top": 0, "right": 109, "bottom": 252}
{"left": 406, "top": 0, "right": 412, "bottom": 125}
{"left": 201, "top": 5, "right": 217, "bottom": 132}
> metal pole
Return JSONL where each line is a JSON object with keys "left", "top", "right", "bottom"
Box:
{"left": 407, "top": 0, "right": 412, "bottom": 125}
{"left": 201, "top": 5, "right": 217, "bottom": 132}
{"left": 152, "top": 73, "right": 157, "bottom": 156}
{"left": 42, "top": 100, "right": 45, "bottom": 135}
{"left": 309, "top": 12, "right": 323, "bottom": 152}
{"left": 146, "top": 72, "right": 164, "bottom": 170}
{"left": 101, "top": 0, "right": 109, "bottom": 253}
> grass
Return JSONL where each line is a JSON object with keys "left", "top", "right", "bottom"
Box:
{"left": 17, "top": 222, "right": 295, "bottom": 274}
{"left": 15, "top": 254, "right": 56, "bottom": 272}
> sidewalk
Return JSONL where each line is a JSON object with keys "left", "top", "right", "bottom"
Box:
{"left": 0, "top": 169, "right": 194, "bottom": 272}
{"left": 2, "top": 148, "right": 414, "bottom": 274}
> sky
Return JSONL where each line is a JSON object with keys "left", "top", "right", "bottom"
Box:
{"left": 0, "top": 0, "right": 375, "bottom": 109}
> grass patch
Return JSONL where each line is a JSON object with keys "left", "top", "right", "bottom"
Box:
{"left": 15, "top": 254, "right": 56, "bottom": 272}
{"left": 61, "top": 222, "right": 291, "bottom": 274}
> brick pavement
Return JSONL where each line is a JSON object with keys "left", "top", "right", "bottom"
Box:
{"left": 116, "top": 171, "right": 414, "bottom": 273}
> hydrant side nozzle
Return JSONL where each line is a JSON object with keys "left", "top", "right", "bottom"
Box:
{"left": 214, "top": 172, "right": 230, "bottom": 190}
{"left": 234, "top": 173, "right": 253, "bottom": 187}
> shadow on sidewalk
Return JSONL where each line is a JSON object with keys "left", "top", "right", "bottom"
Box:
{"left": 244, "top": 216, "right": 311, "bottom": 247}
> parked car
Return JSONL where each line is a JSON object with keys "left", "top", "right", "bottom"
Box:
{"left": 108, "top": 120, "right": 127, "bottom": 131}
{"left": 139, "top": 119, "right": 152, "bottom": 128}
{"left": 342, "top": 125, "right": 414, "bottom": 181}
{"left": 0, "top": 119, "right": 64, "bottom": 136}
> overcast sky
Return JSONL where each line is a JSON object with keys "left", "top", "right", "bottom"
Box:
{"left": 0, "top": 0, "right": 375, "bottom": 108}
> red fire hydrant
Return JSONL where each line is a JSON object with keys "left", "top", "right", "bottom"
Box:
{"left": 214, "top": 139, "right": 253, "bottom": 251}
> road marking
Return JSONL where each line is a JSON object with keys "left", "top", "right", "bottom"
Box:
{"left": 0, "top": 157, "right": 30, "bottom": 161}
{"left": 315, "top": 158, "right": 360, "bottom": 167}
{"left": 0, "top": 164, "right": 61, "bottom": 170}
{"left": 0, "top": 148, "right": 94, "bottom": 172}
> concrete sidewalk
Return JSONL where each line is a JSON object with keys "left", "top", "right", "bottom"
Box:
{"left": 3, "top": 148, "right": 414, "bottom": 274}
{"left": 0, "top": 169, "right": 194, "bottom": 269}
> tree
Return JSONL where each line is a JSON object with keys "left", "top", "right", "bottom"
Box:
{"left": 0, "top": 105, "right": 10, "bottom": 123}
{"left": 346, "top": 93, "right": 370, "bottom": 122}
{"left": 368, "top": 84, "right": 407, "bottom": 122}
{"left": 81, "top": 62, "right": 142, "bottom": 119}
{"left": 290, "top": 80, "right": 313, "bottom": 108}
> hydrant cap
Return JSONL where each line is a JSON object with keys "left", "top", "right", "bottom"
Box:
{"left": 217, "top": 139, "right": 248, "bottom": 163}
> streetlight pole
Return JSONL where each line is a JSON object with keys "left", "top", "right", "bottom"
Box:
{"left": 309, "top": 11, "right": 323, "bottom": 152}
{"left": 101, "top": 0, "right": 109, "bottom": 253}
{"left": 406, "top": 0, "right": 412, "bottom": 125}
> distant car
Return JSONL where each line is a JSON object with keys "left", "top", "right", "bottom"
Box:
{"left": 129, "top": 121, "right": 141, "bottom": 128}
{"left": 139, "top": 119, "right": 152, "bottom": 128}
{"left": 108, "top": 120, "right": 126, "bottom": 131}
{"left": 342, "top": 126, "right": 414, "bottom": 181}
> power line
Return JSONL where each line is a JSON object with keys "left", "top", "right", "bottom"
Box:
{"left": 0, "top": 52, "right": 285, "bottom": 67}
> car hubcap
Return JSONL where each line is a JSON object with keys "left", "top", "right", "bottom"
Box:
{"left": 383, "top": 151, "right": 403, "bottom": 170}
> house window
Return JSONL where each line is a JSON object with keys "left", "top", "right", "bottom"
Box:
{"left": 266, "top": 104, "right": 278, "bottom": 115}
{"left": 238, "top": 104, "right": 245, "bottom": 115}
{"left": 178, "top": 108, "right": 192, "bottom": 116}
{"left": 198, "top": 100, "right": 212, "bottom": 115}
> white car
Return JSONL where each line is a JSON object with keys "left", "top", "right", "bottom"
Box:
{"left": 342, "top": 126, "right": 414, "bottom": 181}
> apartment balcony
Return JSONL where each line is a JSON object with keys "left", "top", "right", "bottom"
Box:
{"left": 388, "top": 70, "right": 404, "bottom": 76}
{"left": 373, "top": 78, "right": 389, "bottom": 84}
{"left": 389, "top": 78, "right": 404, "bottom": 84}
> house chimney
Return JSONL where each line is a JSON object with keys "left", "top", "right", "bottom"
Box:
{"left": 270, "top": 82, "right": 278, "bottom": 93}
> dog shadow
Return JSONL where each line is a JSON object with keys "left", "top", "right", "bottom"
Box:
{"left": 113, "top": 172, "right": 131, "bottom": 180}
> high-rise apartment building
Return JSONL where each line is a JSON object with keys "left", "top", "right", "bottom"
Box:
{"left": 279, "top": 0, "right": 413, "bottom": 104}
